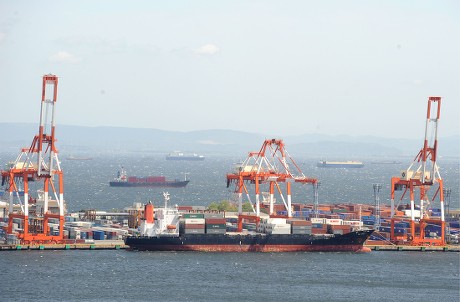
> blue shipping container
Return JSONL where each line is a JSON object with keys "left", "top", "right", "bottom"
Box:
{"left": 93, "top": 230, "right": 105, "bottom": 240}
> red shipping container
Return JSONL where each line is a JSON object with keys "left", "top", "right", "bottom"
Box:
{"left": 205, "top": 218, "right": 226, "bottom": 224}
{"left": 287, "top": 220, "right": 312, "bottom": 226}
{"left": 184, "top": 224, "right": 205, "bottom": 229}
{"left": 178, "top": 206, "right": 194, "bottom": 211}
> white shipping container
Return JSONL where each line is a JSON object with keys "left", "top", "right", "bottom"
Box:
{"left": 404, "top": 210, "right": 421, "bottom": 218}
{"left": 267, "top": 218, "right": 287, "bottom": 225}
{"left": 326, "top": 219, "right": 343, "bottom": 225}
{"left": 265, "top": 224, "right": 291, "bottom": 233}
{"left": 269, "top": 228, "right": 291, "bottom": 234}
{"left": 343, "top": 220, "right": 363, "bottom": 227}
{"left": 185, "top": 218, "right": 206, "bottom": 224}
{"left": 311, "top": 218, "right": 326, "bottom": 224}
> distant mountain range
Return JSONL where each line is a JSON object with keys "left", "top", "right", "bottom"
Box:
{"left": 0, "top": 123, "right": 458, "bottom": 158}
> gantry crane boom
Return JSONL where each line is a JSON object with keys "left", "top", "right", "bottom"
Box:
{"left": 1, "top": 74, "right": 65, "bottom": 244}
{"left": 227, "top": 139, "right": 317, "bottom": 227}
{"left": 390, "top": 96, "right": 445, "bottom": 245}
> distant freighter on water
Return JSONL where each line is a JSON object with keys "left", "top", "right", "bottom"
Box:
{"left": 109, "top": 167, "right": 189, "bottom": 188}
{"left": 166, "top": 152, "right": 205, "bottom": 161}
{"left": 66, "top": 156, "right": 93, "bottom": 161}
{"left": 317, "top": 161, "right": 364, "bottom": 168}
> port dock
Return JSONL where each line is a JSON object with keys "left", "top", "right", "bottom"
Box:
{"left": 0, "top": 240, "right": 127, "bottom": 251}
{"left": 1, "top": 242, "right": 458, "bottom": 252}
{"left": 365, "top": 244, "right": 459, "bottom": 252}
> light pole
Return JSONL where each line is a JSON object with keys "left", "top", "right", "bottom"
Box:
{"left": 443, "top": 188, "right": 452, "bottom": 219}
{"left": 314, "top": 181, "right": 321, "bottom": 218}
{"left": 373, "top": 183, "right": 382, "bottom": 229}
{"left": 443, "top": 188, "right": 452, "bottom": 243}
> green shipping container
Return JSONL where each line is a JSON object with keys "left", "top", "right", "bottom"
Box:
{"left": 332, "top": 209, "right": 347, "bottom": 213}
{"left": 182, "top": 213, "right": 205, "bottom": 219}
{"left": 206, "top": 224, "right": 226, "bottom": 229}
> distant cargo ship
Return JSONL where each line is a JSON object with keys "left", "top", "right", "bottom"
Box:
{"left": 66, "top": 156, "right": 93, "bottom": 161}
{"left": 370, "top": 160, "right": 402, "bottom": 165}
{"left": 109, "top": 168, "right": 189, "bottom": 188}
{"left": 317, "top": 161, "right": 364, "bottom": 168}
{"left": 166, "top": 152, "right": 205, "bottom": 161}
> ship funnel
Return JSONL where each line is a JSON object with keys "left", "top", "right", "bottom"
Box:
{"left": 145, "top": 202, "right": 154, "bottom": 223}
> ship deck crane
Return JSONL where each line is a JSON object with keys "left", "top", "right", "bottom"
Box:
{"left": 390, "top": 96, "right": 445, "bottom": 246}
{"left": 226, "top": 139, "right": 318, "bottom": 231}
{"left": 1, "top": 74, "right": 65, "bottom": 244}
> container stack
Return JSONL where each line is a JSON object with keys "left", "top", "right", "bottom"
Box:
{"left": 68, "top": 227, "right": 81, "bottom": 239}
{"left": 261, "top": 218, "right": 291, "bottom": 234}
{"left": 205, "top": 218, "right": 226, "bottom": 234}
{"left": 265, "top": 223, "right": 291, "bottom": 234}
{"left": 288, "top": 220, "right": 312, "bottom": 234}
{"left": 327, "top": 224, "right": 352, "bottom": 235}
{"left": 311, "top": 223, "right": 328, "bottom": 234}
{"left": 182, "top": 213, "right": 205, "bottom": 234}
{"left": 93, "top": 230, "right": 105, "bottom": 240}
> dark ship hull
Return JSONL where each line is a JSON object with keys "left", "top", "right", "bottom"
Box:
{"left": 125, "top": 230, "right": 373, "bottom": 252}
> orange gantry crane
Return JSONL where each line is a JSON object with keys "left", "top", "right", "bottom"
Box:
{"left": 226, "top": 139, "right": 318, "bottom": 231}
{"left": 1, "top": 74, "right": 65, "bottom": 244}
{"left": 390, "top": 96, "right": 445, "bottom": 246}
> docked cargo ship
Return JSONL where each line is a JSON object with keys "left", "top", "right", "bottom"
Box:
{"left": 109, "top": 168, "right": 189, "bottom": 188}
{"left": 317, "top": 161, "right": 364, "bottom": 168}
{"left": 125, "top": 194, "right": 373, "bottom": 252}
{"left": 166, "top": 152, "right": 205, "bottom": 161}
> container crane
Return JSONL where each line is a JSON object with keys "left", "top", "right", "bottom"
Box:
{"left": 226, "top": 139, "right": 318, "bottom": 231}
{"left": 390, "top": 96, "right": 445, "bottom": 245}
{"left": 1, "top": 74, "right": 65, "bottom": 244}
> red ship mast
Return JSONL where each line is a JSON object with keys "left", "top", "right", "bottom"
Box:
{"left": 227, "top": 139, "right": 317, "bottom": 231}
{"left": 1, "top": 74, "right": 65, "bottom": 244}
{"left": 390, "top": 96, "right": 445, "bottom": 245}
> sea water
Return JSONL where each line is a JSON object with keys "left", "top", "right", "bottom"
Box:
{"left": 0, "top": 152, "right": 459, "bottom": 301}
{"left": 1, "top": 250, "right": 458, "bottom": 301}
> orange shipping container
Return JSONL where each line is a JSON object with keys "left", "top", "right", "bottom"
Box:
{"left": 184, "top": 224, "right": 205, "bottom": 229}
{"left": 205, "top": 218, "right": 226, "bottom": 224}
{"left": 311, "top": 228, "right": 328, "bottom": 234}
{"left": 287, "top": 220, "right": 312, "bottom": 226}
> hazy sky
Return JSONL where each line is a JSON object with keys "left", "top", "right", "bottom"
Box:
{"left": 0, "top": 1, "right": 458, "bottom": 139}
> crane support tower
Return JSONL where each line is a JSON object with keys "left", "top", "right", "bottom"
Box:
{"left": 1, "top": 74, "right": 65, "bottom": 244}
{"left": 226, "top": 139, "right": 318, "bottom": 231}
{"left": 390, "top": 96, "right": 445, "bottom": 246}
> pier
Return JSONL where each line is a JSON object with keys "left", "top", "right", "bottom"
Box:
{"left": 1, "top": 241, "right": 458, "bottom": 252}
{"left": 0, "top": 240, "right": 128, "bottom": 251}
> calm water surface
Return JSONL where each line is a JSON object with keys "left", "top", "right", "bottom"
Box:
{"left": 0, "top": 153, "right": 459, "bottom": 301}
{"left": 2, "top": 250, "right": 459, "bottom": 302}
